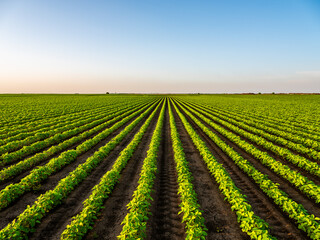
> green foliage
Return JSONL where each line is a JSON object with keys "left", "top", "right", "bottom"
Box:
{"left": 168, "top": 101, "right": 207, "bottom": 239}
{"left": 117, "top": 100, "right": 166, "bottom": 240}
{"left": 0, "top": 101, "right": 158, "bottom": 211}
{"left": 175, "top": 99, "right": 320, "bottom": 239}
{"left": 0, "top": 100, "right": 160, "bottom": 239}
{"left": 0, "top": 101, "right": 149, "bottom": 182}
{"left": 60, "top": 100, "right": 163, "bottom": 240}
{"left": 172, "top": 100, "right": 275, "bottom": 240}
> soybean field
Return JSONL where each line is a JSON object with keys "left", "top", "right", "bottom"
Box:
{"left": 0, "top": 94, "right": 320, "bottom": 240}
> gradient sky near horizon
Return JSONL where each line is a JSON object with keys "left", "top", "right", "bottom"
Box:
{"left": 1, "top": 0, "right": 320, "bottom": 93}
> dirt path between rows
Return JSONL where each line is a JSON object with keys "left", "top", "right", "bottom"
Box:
{"left": 146, "top": 105, "right": 185, "bottom": 240}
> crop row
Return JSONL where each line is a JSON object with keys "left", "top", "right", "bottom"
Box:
{"left": 60, "top": 98, "right": 163, "bottom": 239}
{"left": 0, "top": 99, "right": 159, "bottom": 239}
{"left": 0, "top": 95, "right": 153, "bottom": 130}
{"left": 0, "top": 100, "right": 157, "bottom": 182}
{"left": 0, "top": 102, "right": 111, "bottom": 141}
{"left": 180, "top": 101, "right": 320, "bottom": 203}
{"left": 168, "top": 101, "right": 207, "bottom": 239}
{"left": 183, "top": 100, "right": 320, "bottom": 160}
{"left": 0, "top": 100, "right": 152, "bottom": 167}
{"left": 182, "top": 97, "right": 320, "bottom": 139}
{"left": 0, "top": 100, "right": 149, "bottom": 155}
{"left": 183, "top": 101, "right": 320, "bottom": 199}
{"left": 171, "top": 99, "right": 275, "bottom": 240}
{"left": 175, "top": 99, "right": 320, "bottom": 239}
{"left": 189, "top": 101, "right": 320, "bottom": 149}
{"left": 0, "top": 99, "right": 144, "bottom": 145}
{"left": 0, "top": 99, "right": 105, "bottom": 130}
{"left": 0, "top": 101, "right": 157, "bottom": 211}
{"left": 117, "top": 99, "right": 166, "bottom": 239}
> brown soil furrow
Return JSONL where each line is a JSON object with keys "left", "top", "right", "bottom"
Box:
{"left": 83, "top": 107, "right": 161, "bottom": 240}
{"left": 171, "top": 103, "right": 249, "bottom": 240}
{"left": 0, "top": 112, "right": 145, "bottom": 231}
{"left": 147, "top": 108, "right": 185, "bottom": 240}
{"left": 175, "top": 103, "right": 309, "bottom": 240}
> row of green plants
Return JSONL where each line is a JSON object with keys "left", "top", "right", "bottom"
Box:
{"left": 0, "top": 101, "right": 147, "bottom": 155}
{"left": 0, "top": 97, "right": 151, "bottom": 140}
{"left": 0, "top": 101, "right": 157, "bottom": 211}
{"left": 0, "top": 99, "right": 103, "bottom": 132}
{"left": 0, "top": 99, "right": 160, "bottom": 239}
{"left": 184, "top": 100, "right": 320, "bottom": 181}
{"left": 187, "top": 100, "right": 320, "bottom": 149}
{"left": 180, "top": 101, "right": 320, "bottom": 204}
{"left": 0, "top": 99, "right": 137, "bottom": 145}
{"left": 176, "top": 100, "right": 320, "bottom": 239}
{"left": 172, "top": 100, "right": 275, "bottom": 240}
{"left": 0, "top": 104, "right": 86, "bottom": 130}
{"left": 182, "top": 97, "right": 320, "bottom": 139}
{"left": 60, "top": 99, "right": 163, "bottom": 240}
{"left": 117, "top": 99, "right": 166, "bottom": 239}
{"left": 184, "top": 100, "right": 320, "bottom": 160}
{"left": 0, "top": 95, "right": 150, "bottom": 130}
{"left": 0, "top": 100, "right": 152, "bottom": 167}
{"left": 0, "top": 100, "right": 154, "bottom": 182}
{"left": 168, "top": 101, "right": 207, "bottom": 239}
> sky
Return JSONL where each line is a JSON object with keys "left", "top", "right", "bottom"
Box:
{"left": 0, "top": 0, "right": 320, "bottom": 93}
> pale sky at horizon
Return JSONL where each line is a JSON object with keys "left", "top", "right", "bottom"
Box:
{"left": 0, "top": 0, "right": 320, "bottom": 93}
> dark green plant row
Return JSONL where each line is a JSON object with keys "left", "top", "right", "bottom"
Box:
{"left": 172, "top": 100, "right": 275, "bottom": 240}
{"left": 187, "top": 100, "right": 320, "bottom": 150}
{"left": 0, "top": 100, "right": 119, "bottom": 141}
{"left": 168, "top": 100, "right": 207, "bottom": 239}
{"left": 0, "top": 101, "right": 158, "bottom": 211}
{"left": 182, "top": 100, "right": 320, "bottom": 159}
{"left": 0, "top": 100, "right": 156, "bottom": 182}
{"left": 0, "top": 99, "right": 161, "bottom": 240}
{"left": 0, "top": 100, "right": 108, "bottom": 132}
{"left": 0, "top": 95, "right": 153, "bottom": 131}
{"left": 0, "top": 99, "right": 146, "bottom": 145}
{"left": 60, "top": 99, "right": 163, "bottom": 240}
{"left": 0, "top": 100, "right": 150, "bottom": 155}
{"left": 117, "top": 99, "right": 166, "bottom": 240}
{"left": 176, "top": 100, "right": 320, "bottom": 240}
{"left": 0, "top": 100, "right": 152, "bottom": 167}
{"left": 180, "top": 98, "right": 320, "bottom": 141}
{"left": 179, "top": 101, "right": 320, "bottom": 203}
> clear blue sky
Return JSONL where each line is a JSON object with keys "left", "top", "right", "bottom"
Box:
{"left": 0, "top": 0, "right": 319, "bottom": 93}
